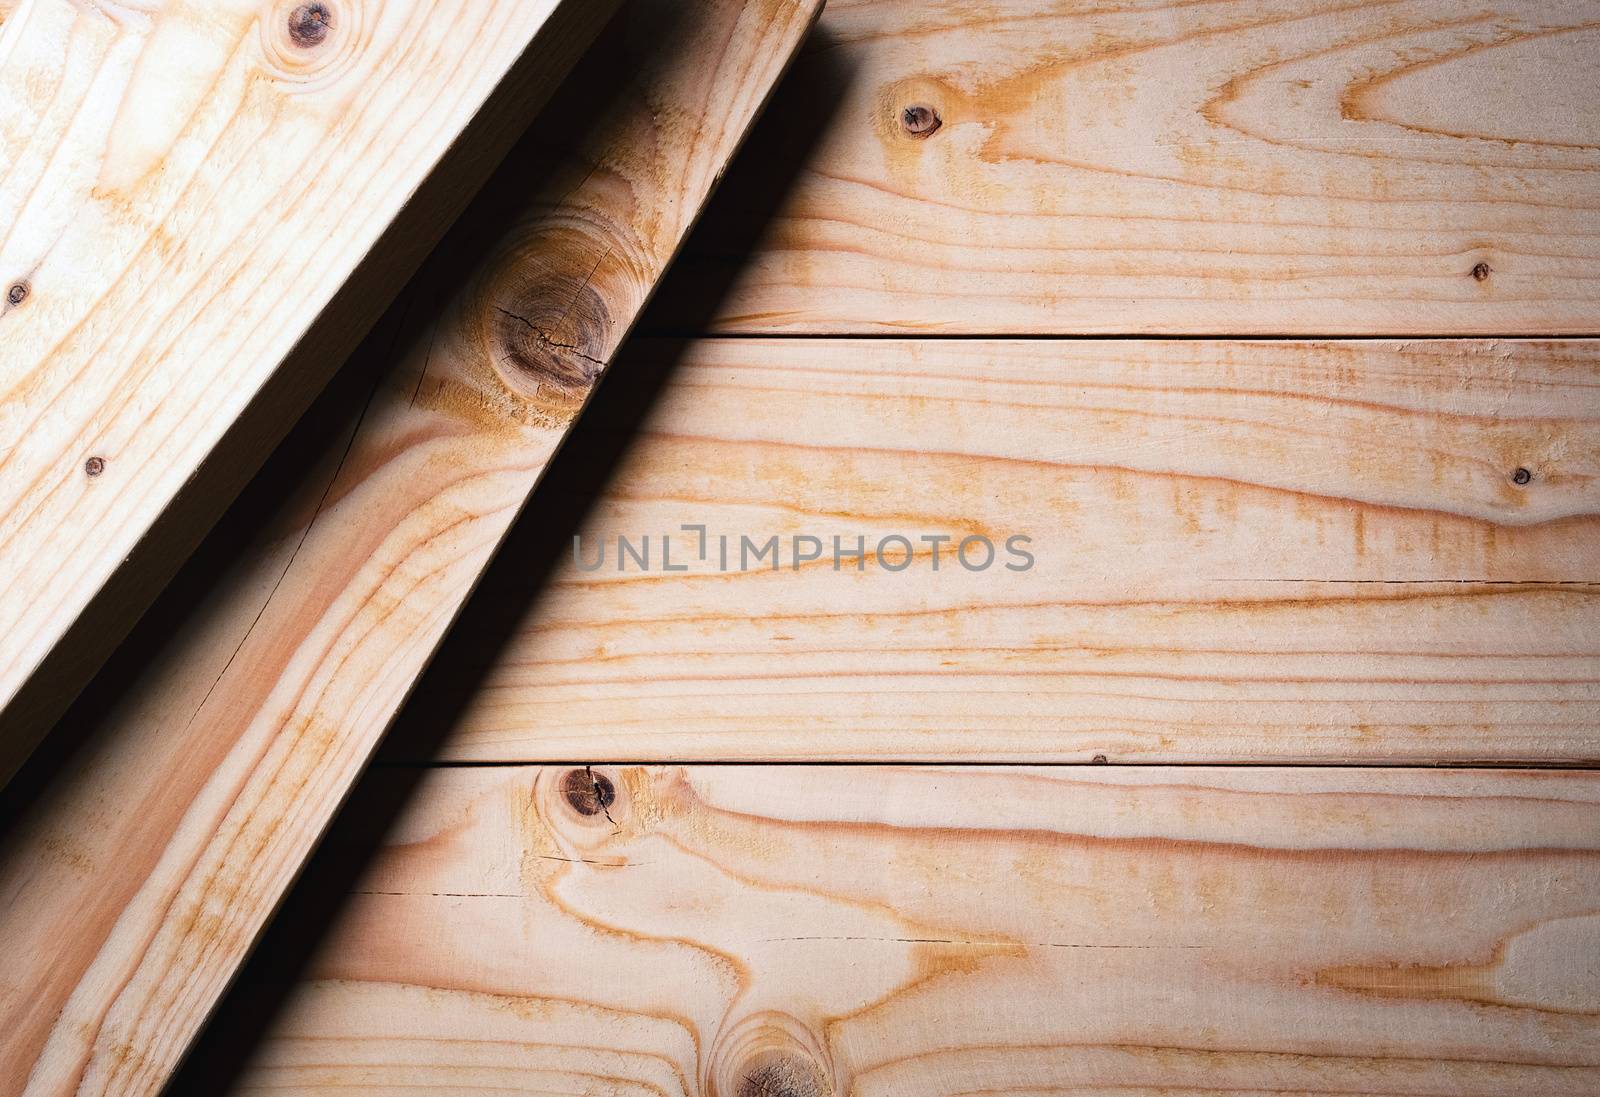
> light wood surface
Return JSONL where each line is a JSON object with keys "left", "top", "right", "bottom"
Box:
{"left": 214, "top": 764, "right": 1600, "bottom": 1096}
{"left": 652, "top": 0, "right": 1600, "bottom": 335}
{"left": 378, "top": 337, "right": 1600, "bottom": 764}
{"left": 0, "top": 0, "right": 613, "bottom": 767}
{"left": 0, "top": 2, "right": 821, "bottom": 1094}
{"left": 169, "top": 4, "right": 1600, "bottom": 1091}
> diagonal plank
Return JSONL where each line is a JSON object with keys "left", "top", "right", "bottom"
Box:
{"left": 0, "top": 0, "right": 614, "bottom": 769}
{"left": 0, "top": 1, "right": 823, "bottom": 1094}
{"left": 199, "top": 764, "right": 1600, "bottom": 1096}
{"left": 388, "top": 337, "right": 1600, "bottom": 765}
{"left": 651, "top": 0, "right": 1600, "bottom": 335}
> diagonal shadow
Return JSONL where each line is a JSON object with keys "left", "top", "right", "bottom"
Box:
{"left": 161, "top": 22, "right": 854, "bottom": 1095}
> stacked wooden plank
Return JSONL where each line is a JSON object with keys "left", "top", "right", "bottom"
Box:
{"left": 0, "top": 0, "right": 615, "bottom": 769}
{"left": 0, "top": 0, "right": 820, "bottom": 1094}
{"left": 654, "top": 0, "right": 1600, "bottom": 336}
{"left": 394, "top": 336, "right": 1600, "bottom": 764}
{"left": 201, "top": 765, "right": 1600, "bottom": 1095}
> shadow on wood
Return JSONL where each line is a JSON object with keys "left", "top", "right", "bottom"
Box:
{"left": 160, "top": 23, "right": 854, "bottom": 1096}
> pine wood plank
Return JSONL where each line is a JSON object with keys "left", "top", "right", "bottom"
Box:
{"left": 205, "top": 764, "right": 1600, "bottom": 1096}
{"left": 654, "top": 0, "right": 1600, "bottom": 335}
{"left": 385, "top": 337, "right": 1600, "bottom": 764}
{"left": 0, "top": 2, "right": 821, "bottom": 1094}
{"left": 0, "top": 0, "right": 614, "bottom": 771}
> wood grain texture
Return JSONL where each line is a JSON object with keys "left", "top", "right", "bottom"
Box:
{"left": 651, "top": 0, "right": 1600, "bottom": 335}
{"left": 212, "top": 764, "right": 1600, "bottom": 1096}
{"left": 380, "top": 337, "right": 1600, "bottom": 764}
{"left": 0, "top": 2, "right": 821, "bottom": 1094}
{"left": 0, "top": 0, "right": 614, "bottom": 766}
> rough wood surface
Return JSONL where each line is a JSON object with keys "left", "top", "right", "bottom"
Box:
{"left": 211, "top": 764, "right": 1600, "bottom": 1096}
{"left": 0, "top": 2, "right": 821, "bottom": 1094}
{"left": 652, "top": 0, "right": 1600, "bottom": 335}
{"left": 0, "top": 0, "right": 611, "bottom": 768}
{"left": 378, "top": 337, "right": 1600, "bottom": 764}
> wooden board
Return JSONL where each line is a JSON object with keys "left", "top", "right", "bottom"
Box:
{"left": 199, "top": 764, "right": 1600, "bottom": 1096}
{"left": 651, "top": 0, "right": 1600, "bottom": 335}
{"left": 0, "top": 1, "right": 821, "bottom": 1094}
{"left": 0, "top": 0, "right": 614, "bottom": 768}
{"left": 377, "top": 337, "right": 1600, "bottom": 765}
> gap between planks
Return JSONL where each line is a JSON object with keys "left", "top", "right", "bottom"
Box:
{"left": 640, "top": 331, "right": 1600, "bottom": 341}
{"left": 371, "top": 759, "right": 1600, "bottom": 770}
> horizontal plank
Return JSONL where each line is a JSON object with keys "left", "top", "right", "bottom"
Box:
{"left": 654, "top": 0, "right": 1600, "bottom": 334}
{"left": 390, "top": 337, "right": 1600, "bottom": 764}
{"left": 200, "top": 764, "right": 1600, "bottom": 1096}
{"left": 0, "top": 0, "right": 611, "bottom": 770}
{"left": 0, "top": 2, "right": 821, "bottom": 1095}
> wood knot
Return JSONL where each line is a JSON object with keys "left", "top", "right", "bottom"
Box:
{"left": 481, "top": 266, "right": 611, "bottom": 414}
{"left": 736, "top": 1056, "right": 827, "bottom": 1097}
{"left": 84, "top": 456, "right": 106, "bottom": 478}
{"left": 6, "top": 281, "right": 27, "bottom": 306}
{"left": 900, "top": 103, "right": 941, "bottom": 138}
{"left": 1512, "top": 467, "right": 1532, "bottom": 485}
{"left": 261, "top": 0, "right": 357, "bottom": 82}
{"left": 1471, "top": 261, "right": 1491, "bottom": 282}
{"left": 561, "top": 767, "right": 616, "bottom": 817}
{"left": 710, "top": 1013, "right": 834, "bottom": 1097}
{"left": 287, "top": 2, "right": 333, "bottom": 47}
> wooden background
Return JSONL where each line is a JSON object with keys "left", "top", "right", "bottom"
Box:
{"left": 651, "top": 0, "right": 1600, "bottom": 335}
{"left": 206, "top": 765, "right": 1600, "bottom": 1096}
{"left": 383, "top": 336, "right": 1600, "bottom": 764}
{"left": 60, "top": 0, "right": 1600, "bottom": 1093}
